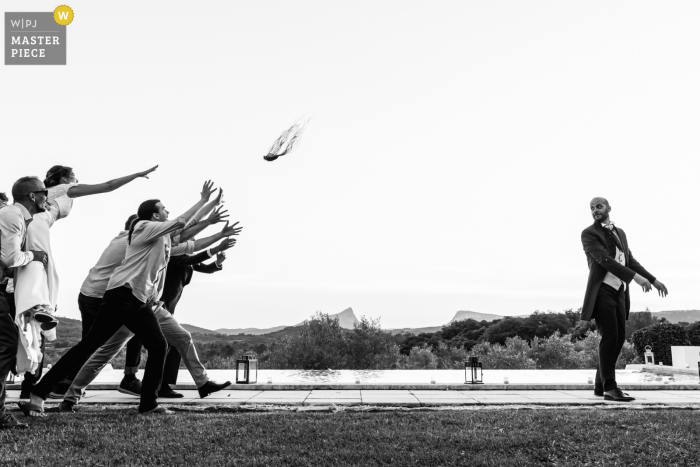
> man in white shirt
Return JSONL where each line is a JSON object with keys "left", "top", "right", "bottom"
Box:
{"left": 0, "top": 177, "right": 49, "bottom": 429}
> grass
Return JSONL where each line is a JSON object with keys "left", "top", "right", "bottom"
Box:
{"left": 1, "top": 408, "right": 698, "bottom": 466}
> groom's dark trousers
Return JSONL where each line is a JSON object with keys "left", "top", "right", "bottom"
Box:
{"left": 581, "top": 222, "right": 656, "bottom": 392}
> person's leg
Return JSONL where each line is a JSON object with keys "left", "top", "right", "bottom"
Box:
{"left": 592, "top": 284, "right": 621, "bottom": 392}
{"left": 123, "top": 336, "right": 143, "bottom": 381}
{"left": 30, "top": 287, "right": 133, "bottom": 404}
{"left": 20, "top": 334, "right": 45, "bottom": 396}
{"left": 63, "top": 326, "right": 135, "bottom": 405}
{"left": 50, "top": 293, "right": 104, "bottom": 397}
{"left": 162, "top": 346, "right": 182, "bottom": 389}
{"left": 0, "top": 290, "right": 19, "bottom": 418}
{"left": 612, "top": 288, "right": 627, "bottom": 370}
{"left": 155, "top": 307, "right": 208, "bottom": 388}
{"left": 121, "top": 303, "right": 168, "bottom": 413}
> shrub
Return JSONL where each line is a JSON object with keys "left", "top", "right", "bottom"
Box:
{"left": 529, "top": 332, "right": 582, "bottom": 369}
{"left": 685, "top": 322, "right": 700, "bottom": 346}
{"left": 432, "top": 342, "right": 469, "bottom": 369}
{"left": 630, "top": 323, "right": 690, "bottom": 366}
{"left": 400, "top": 345, "right": 439, "bottom": 369}
{"left": 471, "top": 337, "right": 536, "bottom": 369}
{"left": 344, "top": 317, "right": 398, "bottom": 369}
{"left": 266, "top": 312, "right": 348, "bottom": 369}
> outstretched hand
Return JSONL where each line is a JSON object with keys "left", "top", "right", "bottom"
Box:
{"left": 215, "top": 238, "right": 236, "bottom": 254}
{"left": 138, "top": 165, "right": 159, "bottom": 179}
{"left": 215, "top": 188, "right": 224, "bottom": 206}
{"left": 653, "top": 280, "right": 668, "bottom": 297}
{"left": 206, "top": 205, "right": 229, "bottom": 225}
{"left": 200, "top": 180, "right": 216, "bottom": 201}
{"left": 633, "top": 274, "right": 652, "bottom": 293}
{"left": 221, "top": 221, "right": 243, "bottom": 237}
{"left": 215, "top": 252, "right": 227, "bottom": 267}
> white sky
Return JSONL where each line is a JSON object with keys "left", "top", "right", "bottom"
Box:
{"left": 2, "top": 1, "right": 698, "bottom": 330}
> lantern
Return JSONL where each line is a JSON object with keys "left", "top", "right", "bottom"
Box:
{"left": 235, "top": 355, "right": 258, "bottom": 384}
{"left": 464, "top": 356, "right": 483, "bottom": 384}
{"left": 644, "top": 346, "right": 655, "bottom": 365}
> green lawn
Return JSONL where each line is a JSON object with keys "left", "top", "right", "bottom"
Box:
{"left": 1, "top": 408, "right": 697, "bottom": 466}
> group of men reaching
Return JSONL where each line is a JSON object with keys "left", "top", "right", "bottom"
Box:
{"left": 1, "top": 173, "right": 241, "bottom": 429}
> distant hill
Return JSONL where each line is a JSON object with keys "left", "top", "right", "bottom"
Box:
{"left": 181, "top": 324, "right": 221, "bottom": 335}
{"left": 388, "top": 326, "right": 443, "bottom": 336}
{"left": 216, "top": 307, "right": 360, "bottom": 335}
{"left": 215, "top": 326, "right": 289, "bottom": 336}
{"left": 449, "top": 310, "right": 504, "bottom": 323}
{"left": 652, "top": 310, "right": 700, "bottom": 324}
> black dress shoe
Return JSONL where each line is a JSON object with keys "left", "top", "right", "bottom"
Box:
{"left": 604, "top": 388, "right": 635, "bottom": 401}
{"left": 158, "top": 389, "right": 184, "bottom": 399}
{"left": 198, "top": 380, "right": 231, "bottom": 399}
{"left": 59, "top": 401, "right": 76, "bottom": 413}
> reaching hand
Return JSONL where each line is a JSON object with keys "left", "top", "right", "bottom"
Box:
{"left": 215, "top": 238, "right": 236, "bottom": 254}
{"left": 215, "top": 252, "right": 227, "bottom": 267}
{"left": 214, "top": 188, "right": 224, "bottom": 206}
{"left": 139, "top": 165, "right": 159, "bottom": 179}
{"left": 653, "top": 280, "right": 668, "bottom": 297}
{"left": 206, "top": 205, "right": 229, "bottom": 225}
{"left": 633, "top": 274, "right": 652, "bottom": 293}
{"left": 200, "top": 180, "right": 216, "bottom": 201}
{"left": 221, "top": 221, "right": 243, "bottom": 237}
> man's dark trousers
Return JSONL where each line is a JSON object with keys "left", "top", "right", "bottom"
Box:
{"left": 0, "top": 287, "right": 19, "bottom": 416}
{"left": 592, "top": 283, "right": 626, "bottom": 393}
{"left": 32, "top": 286, "right": 168, "bottom": 412}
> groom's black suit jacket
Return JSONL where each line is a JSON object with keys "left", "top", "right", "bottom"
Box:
{"left": 581, "top": 222, "right": 656, "bottom": 321}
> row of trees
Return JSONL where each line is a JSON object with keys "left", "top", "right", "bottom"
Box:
{"left": 245, "top": 311, "right": 640, "bottom": 370}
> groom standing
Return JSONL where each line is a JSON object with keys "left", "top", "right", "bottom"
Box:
{"left": 581, "top": 197, "right": 668, "bottom": 401}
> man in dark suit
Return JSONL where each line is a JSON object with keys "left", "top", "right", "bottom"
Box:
{"left": 581, "top": 197, "right": 668, "bottom": 401}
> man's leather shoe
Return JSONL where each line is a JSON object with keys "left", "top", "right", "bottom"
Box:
{"left": 604, "top": 388, "right": 635, "bottom": 401}
{"left": 158, "top": 389, "right": 184, "bottom": 399}
{"left": 59, "top": 401, "right": 76, "bottom": 413}
{"left": 198, "top": 380, "right": 231, "bottom": 398}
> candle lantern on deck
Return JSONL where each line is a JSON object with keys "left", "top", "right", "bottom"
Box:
{"left": 644, "top": 346, "right": 655, "bottom": 365}
{"left": 464, "top": 356, "right": 483, "bottom": 384}
{"left": 235, "top": 355, "right": 258, "bottom": 384}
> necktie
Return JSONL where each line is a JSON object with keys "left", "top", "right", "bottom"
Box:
{"left": 603, "top": 223, "right": 623, "bottom": 251}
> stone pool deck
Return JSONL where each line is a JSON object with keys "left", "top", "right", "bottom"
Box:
{"left": 8, "top": 388, "right": 700, "bottom": 407}
{"left": 7, "top": 368, "right": 700, "bottom": 408}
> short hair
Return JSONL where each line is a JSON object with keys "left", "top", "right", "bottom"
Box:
{"left": 0, "top": 192, "right": 8, "bottom": 203}
{"left": 44, "top": 165, "right": 73, "bottom": 188}
{"left": 124, "top": 214, "right": 139, "bottom": 231}
{"left": 128, "top": 199, "right": 161, "bottom": 244}
{"left": 11, "top": 176, "right": 42, "bottom": 199}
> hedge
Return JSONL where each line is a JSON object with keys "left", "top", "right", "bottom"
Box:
{"left": 631, "top": 323, "right": 690, "bottom": 365}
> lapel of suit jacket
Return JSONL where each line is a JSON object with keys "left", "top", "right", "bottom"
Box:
{"left": 593, "top": 222, "right": 618, "bottom": 255}
{"left": 615, "top": 227, "right": 629, "bottom": 258}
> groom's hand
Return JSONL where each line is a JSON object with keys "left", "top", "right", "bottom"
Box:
{"left": 634, "top": 274, "right": 652, "bottom": 293}
{"left": 653, "top": 280, "right": 668, "bottom": 297}
{"left": 30, "top": 250, "right": 48, "bottom": 267}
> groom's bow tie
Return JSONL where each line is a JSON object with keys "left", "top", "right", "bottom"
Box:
{"left": 602, "top": 222, "right": 615, "bottom": 230}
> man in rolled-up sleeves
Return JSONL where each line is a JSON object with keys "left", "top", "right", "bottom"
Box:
{"left": 0, "top": 177, "right": 49, "bottom": 429}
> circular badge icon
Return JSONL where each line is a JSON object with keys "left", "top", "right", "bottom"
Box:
{"left": 54, "top": 5, "right": 74, "bottom": 26}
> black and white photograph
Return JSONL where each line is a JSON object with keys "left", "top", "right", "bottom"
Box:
{"left": 1, "top": 1, "right": 699, "bottom": 465}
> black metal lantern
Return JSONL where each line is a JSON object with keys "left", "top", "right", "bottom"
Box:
{"left": 235, "top": 355, "right": 258, "bottom": 384}
{"left": 464, "top": 356, "right": 483, "bottom": 384}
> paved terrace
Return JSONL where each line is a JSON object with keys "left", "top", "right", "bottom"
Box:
{"left": 6, "top": 369, "right": 700, "bottom": 407}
